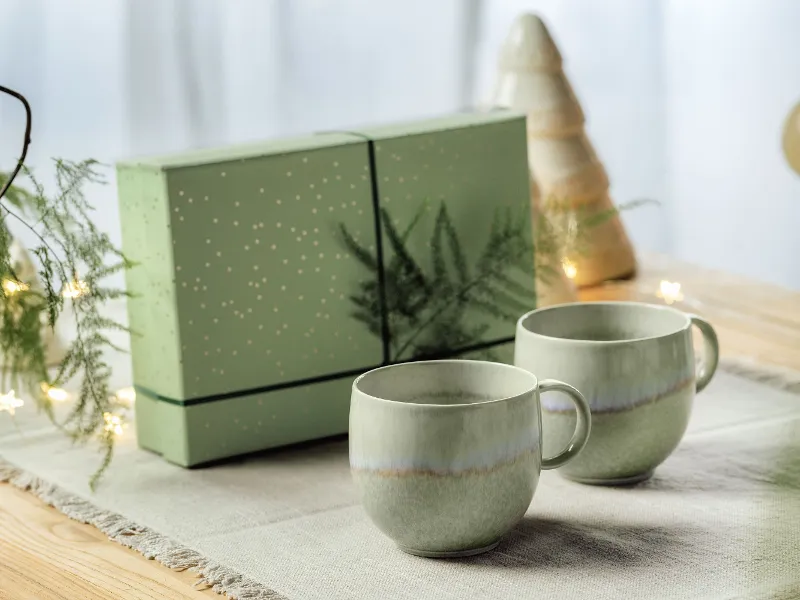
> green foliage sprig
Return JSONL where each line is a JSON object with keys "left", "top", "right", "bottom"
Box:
{"left": 340, "top": 195, "right": 655, "bottom": 361}
{"left": 535, "top": 197, "right": 657, "bottom": 284}
{"left": 340, "top": 200, "right": 536, "bottom": 362}
{"left": 0, "top": 161, "right": 134, "bottom": 488}
{"left": 0, "top": 85, "right": 132, "bottom": 489}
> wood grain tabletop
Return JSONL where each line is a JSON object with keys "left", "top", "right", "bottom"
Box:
{"left": 1, "top": 254, "right": 798, "bottom": 599}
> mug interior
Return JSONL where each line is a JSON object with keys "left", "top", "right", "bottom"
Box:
{"left": 354, "top": 360, "right": 536, "bottom": 406}
{"left": 520, "top": 302, "right": 689, "bottom": 342}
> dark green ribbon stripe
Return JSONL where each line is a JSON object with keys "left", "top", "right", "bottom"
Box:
{"left": 364, "top": 137, "right": 392, "bottom": 364}
{"left": 137, "top": 336, "right": 516, "bottom": 407}
{"left": 310, "top": 129, "right": 391, "bottom": 362}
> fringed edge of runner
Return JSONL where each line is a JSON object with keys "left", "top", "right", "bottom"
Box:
{"left": 0, "top": 459, "right": 288, "bottom": 600}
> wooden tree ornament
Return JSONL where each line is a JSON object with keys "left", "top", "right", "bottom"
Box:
{"left": 492, "top": 13, "right": 637, "bottom": 287}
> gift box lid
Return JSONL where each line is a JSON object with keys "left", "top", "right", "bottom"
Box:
{"left": 355, "top": 109, "right": 522, "bottom": 139}
{"left": 117, "top": 132, "right": 363, "bottom": 170}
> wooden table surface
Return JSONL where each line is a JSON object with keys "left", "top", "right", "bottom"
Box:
{"left": 1, "top": 255, "right": 798, "bottom": 599}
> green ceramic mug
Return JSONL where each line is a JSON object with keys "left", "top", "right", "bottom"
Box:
{"left": 515, "top": 301, "right": 719, "bottom": 485}
{"left": 349, "top": 359, "right": 591, "bottom": 558}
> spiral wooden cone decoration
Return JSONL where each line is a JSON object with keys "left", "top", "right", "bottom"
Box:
{"left": 492, "top": 13, "right": 637, "bottom": 287}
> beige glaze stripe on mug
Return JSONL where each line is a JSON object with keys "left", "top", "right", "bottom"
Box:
{"left": 516, "top": 302, "right": 719, "bottom": 413}
{"left": 349, "top": 360, "right": 591, "bottom": 557}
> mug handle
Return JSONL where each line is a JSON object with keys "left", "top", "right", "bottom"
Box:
{"left": 539, "top": 380, "right": 592, "bottom": 470}
{"left": 689, "top": 314, "right": 719, "bottom": 393}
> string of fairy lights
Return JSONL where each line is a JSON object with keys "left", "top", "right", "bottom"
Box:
{"left": 561, "top": 257, "right": 578, "bottom": 280}
{"left": 0, "top": 276, "right": 135, "bottom": 437}
{"left": 560, "top": 257, "right": 684, "bottom": 306}
{"left": 0, "top": 382, "right": 136, "bottom": 437}
{"left": 655, "top": 280, "right": 684, "bottom": 305}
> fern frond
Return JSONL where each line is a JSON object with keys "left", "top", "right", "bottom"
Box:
{"left": 0, "top": 158, "right": 132, "bottom": 487}
{"left": 350, "top": 310, "right": 382, "bottom": 337}
{"left": 473, "top": 284, "right": 532, "bottom": 315}
{"left": 440, "top": 204, "right": 469, "bottom": 285}
{"left": 430, "top": 204, "right": 450, "bottom": 288}
{"left": 399, "top": 198, "right": 430, "bottom": 242}
{"left": 339, "top": 224, "right": 377, "bottom": 271}
{"left": 380, "top": 207, "right": 429, "bottom": 294}
{"left": 578, "top": 198, "right": 659, "bottom": 229}
{"left": 340, "top": 199, "right": 538, "bottom": 362}
{"left": 0, "top": 174, "right": 37, "bottom": 215}
{"left": 343, "top": 192, "right": 648, "bottom": 362}
{"left": 469, "top": 296, "right": 528, "bottom": 324}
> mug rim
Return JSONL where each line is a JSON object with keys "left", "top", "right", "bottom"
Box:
{"left": 352, "top": 359, "right": 539, "bottom": 409}
{"left": 516, "top": 300, "right": 692, "bottom": 345}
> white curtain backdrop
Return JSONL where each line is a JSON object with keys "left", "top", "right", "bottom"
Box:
{"left": 1, "top": 0, "right": 798, "bottom": 289}
{"left": 663, "top": 0, "right": 800, "bottom": 290}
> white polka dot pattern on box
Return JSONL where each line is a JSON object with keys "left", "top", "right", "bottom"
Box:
{"left": 165, "top": 144, "right": 382, "bottom": 398}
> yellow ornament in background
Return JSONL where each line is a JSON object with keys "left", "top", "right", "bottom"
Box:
{"left": 782, "top": 101, "right": 800, "bottom": 175}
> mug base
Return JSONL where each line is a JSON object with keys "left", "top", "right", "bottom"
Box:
{"left": 398, "top": 540, "right": 501, "bottom": 558}
{"left": 562, "top": 469, "right": 654, "bottom": 486}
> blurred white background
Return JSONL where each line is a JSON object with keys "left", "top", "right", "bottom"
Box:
{"left": 1, "top": 0, "right": 799, "bottom": 289}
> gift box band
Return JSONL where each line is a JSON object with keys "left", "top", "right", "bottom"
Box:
{"left": 134, "top": 334, "right": 516, "bottom": 407}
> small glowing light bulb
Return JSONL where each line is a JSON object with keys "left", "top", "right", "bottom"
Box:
{"left": 561, "top": 258, "right": 577, "bottom": 280}
{"left": 115, "top": 387, "right": 136, "bottom": 406}
{"left": 656, "top": 280, "right": 684, "bottom": 305}
{"left": 103, "top": 412, "right": 125, "bottom": 436}
{"left": 62, "top": 280, "right": 89, "bottom": 298}
{"left": 2, "top": 278, "right": 29, "bottom": 295}
{"left": 0, "top": 390, "right": 23, "bottom": 415}
{"left": 40, "top": 382, "right": 69, "bottom": 402}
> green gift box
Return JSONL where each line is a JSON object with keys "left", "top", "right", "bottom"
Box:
{"left": 117, "top": 110, "right": 536, "bottom": 466}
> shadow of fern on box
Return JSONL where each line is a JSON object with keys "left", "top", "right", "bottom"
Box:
{"left": 339, "top": 200, "right": 535, "bottom": 362}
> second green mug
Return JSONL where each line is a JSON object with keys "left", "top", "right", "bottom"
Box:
{"left": 515, "top": 301, "right": 719, "bottom": 485}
